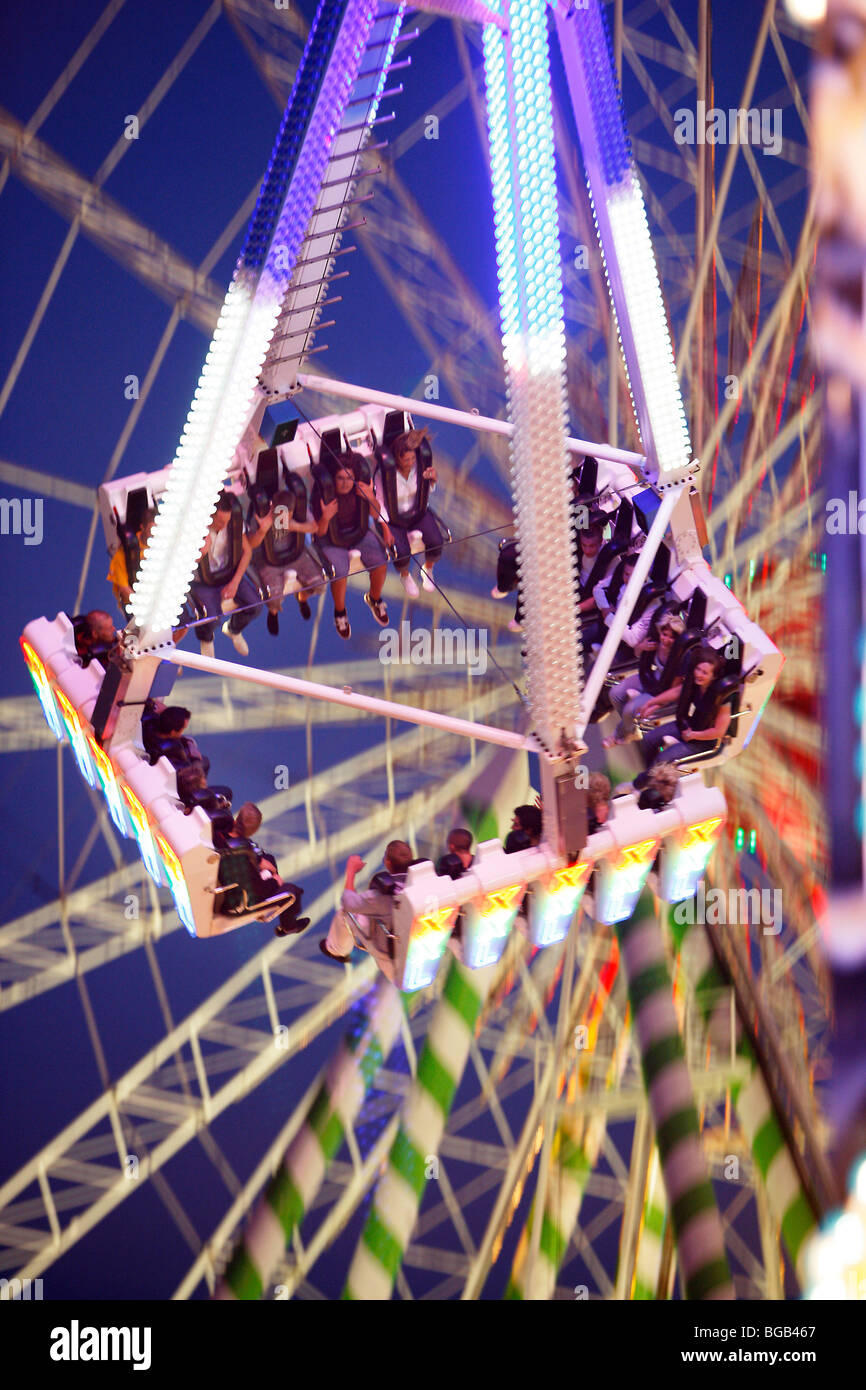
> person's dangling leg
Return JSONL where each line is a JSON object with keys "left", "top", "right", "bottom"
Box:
{"left": 322, "top": 909, "right": 357, "bottom": 960}
{"left": 640, "top": 720, "right": 679, "bottom": 767}
{"left": 188, "top": 582, "right": 220, "bottom": 649}
{"left": 227, "top": 574, "right": 261, "bottom": 633}
{"left": 419, "top": 512, "right": 443, "bottom": 590}
{"left": 274, "top": 881, "right": 309, "bottom": 936}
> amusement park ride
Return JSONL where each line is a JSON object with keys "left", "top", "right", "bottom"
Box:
{"left": 20, "top": 0, "right": 781, "bottom": 968}
{"left": 13, "top": 0, "right": 829, "bottom": 1302}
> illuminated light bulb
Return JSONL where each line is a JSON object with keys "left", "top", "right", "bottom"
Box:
{"left": 155, "top": 834, "right": 197, "bottom": 937}
{"left": 20, "top": 639, "right": 65, "bottom": 742}
{"left": 833, "top": 1211, "right": 864, "bottom": 1265}
{"left": 784, "top": 0, "right": 826, "bottom": 22}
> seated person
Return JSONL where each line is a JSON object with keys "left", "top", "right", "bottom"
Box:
{"left": 435, "top": 826, "right": 474, "bottom": 958}
{"left": 591, "top": 546, "right": 661, "bottom": 654}
{"left": 604, "top": 613, "right": 686, "bottom": 747}
{"left": 227, "top": 495, "right": 323, "bottom": 637}
{"left": 639, "top": 649, "right": 732, "bottom": 770}
{"left": 587, "top": 773, "right": 611, "bottom": 834}
{"left": 592, "top": 551, "right": 636, "bottom": 629}
{"left": 576, "top": 524, "right": 607, "bottom": 648}
{"left": 490, "top": 538, "right": 523, "bottom": 633}
{"left": 181, "top": 491, "right": 260, "bottom": 659}
{"left": 175, "top": 764, "right": 208, "bottom": 811}
{"left": 436, "top": 826, "right": 474, "bottom": 878}
{"left": 637, "top": 762, "right": 680, "bottom": 811}
{"left": 217, "top": 802, "right": 308, "bottom": 936}
{"left": 311, "top": 459, "right": 391, "bottom": 640}
{"left": 107, "top": 515, "right": 154, "bottom": 615}
{"left": 504, "top": 804, "right": 542, "bottom": 853}
{"left": 321, "top": 840, "right": 413, "bottom": 961}
{"left": 74, "top": 610, "right": 121, "bottom": 668}
{"left": 174, "top": 763, "right": 233, "bottom": 814}
{"left": 374, "top": 427, "right": 443, "bottom": 599}
{"left": 151, "top": 705, "right": 210, "bottom": 775}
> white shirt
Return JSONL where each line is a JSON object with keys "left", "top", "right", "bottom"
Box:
{"left": 579, "top": 544, "right": 606, "bottom": 588}
{"left": 376, "top": 464, "right": 434, "bottom": 524}
{"left": 206, "top": 524, "right": 231, "bottom": 573}
{"left": 589, "top": 580, "right": 662, "bottom": 649}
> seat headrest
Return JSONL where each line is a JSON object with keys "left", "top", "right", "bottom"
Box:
{"left": 253, "top": 449, "right": 281, "bottom": 498}
{"left": 318, "top": 428, "right": 346, "bottom": 469}
{"left": 383, "top": 410, "right": 411, "bottom": 445}
{"left": 435, "top": 851, "right": 466, "bottom": 881}
{"left": 369, "top": 870, "right": 404, "bottom": 895}
{"left": 687, "top": 587, "right": 707, "bottom": 630}
{"left": 249, "top": 485, "right": 271, "bottom": 518}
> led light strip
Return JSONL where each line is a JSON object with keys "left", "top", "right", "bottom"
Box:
{"left": 20, "top": 639, "right": 65, "bottom": 743}
{"left": 554, "top": 0, "right": 693, "bottom": 483}
{"left": 659, "top": 815, "right": 724, "bottom": 903}
{"left": 403, "top": 904, "right": 459, "bottom": 992}
{"left": 482, "top": 0, "right": 583, "bottom": 762}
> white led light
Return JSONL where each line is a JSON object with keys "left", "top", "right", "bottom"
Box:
{"left": 606, "top": 187, "right": 692, "bottom": 475}
{"left": 832, "top": 1211, "right": 865, "bottom": 1265}
{"left": 482, "top": 0, "right": 583, "bottom": 760}
{"left": 784, "top": 0, "right": 826, "bottom": 23}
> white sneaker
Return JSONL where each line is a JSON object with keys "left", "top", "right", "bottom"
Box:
{"left": 200, "top": 639, "right": 215, "bottom": 659}
{"left": 222, "top": 622, "right": 249, "bottom": 658}
{"left": 399, "top": 571, "right": 420, "bottom": 599}
{"left": 491, "top": 586, "right": 509, "bottom": 599}
{"left": 508, "top": 617, "right": 522, "bottom": 633}
{"left": 421, "top": 567, "right": 436, "bottom": 592}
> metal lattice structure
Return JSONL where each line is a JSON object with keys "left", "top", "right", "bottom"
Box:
{"left": 0, "top": 0, "right": 829, "bottom": 1300}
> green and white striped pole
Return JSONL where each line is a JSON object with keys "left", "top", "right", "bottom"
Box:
{"left": 343, "top": 957, "right": 495, "bottom": 1299}
{"left": 505, "top": 1114, "right": 604, "bottom": 1299}
{"left": 678, "top": 915, "right": 816, "bottom": 1286}
{"left": 632, "top": 1146, "right": 670, "bottom": 1300}
{"left": 215, "top": 977, "right": 403, "bottom": 1300}
{"left": 617, "top": 890, "right": 734, "bottom": 1299}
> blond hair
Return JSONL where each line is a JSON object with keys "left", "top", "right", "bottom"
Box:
{"left": 588, "top": 772, "right": 612, "bottom": 808}
{"left": 646, "top": 763, "right": 680, "bottom": 798}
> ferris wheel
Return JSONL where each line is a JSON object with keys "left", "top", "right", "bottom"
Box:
{"left": 0, "top": 0, "right": 829, "bottom": 1301}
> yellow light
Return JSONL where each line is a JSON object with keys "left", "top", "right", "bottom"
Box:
{"left": 480, "top": 884, "right": 523, "bottom": 917}
{"left": 681, "top": 817, "right": 724, "bottom": 851}
{"left": 414, "top": 904, "right": 459, "bottom": 937}
{"left": 54, "top": 688, "right": 97, "bottom": 786}
{"left": 615, "top": 839, "right": 658, "bottom": 872}
{"left": 551, "top": 863, "right": 590, "bottom": 895}
{"left": 21, "top": 640, "right": 45, "bottom": 679}
{"left": 121, "top": 782, "right": 147, "bottom": 827}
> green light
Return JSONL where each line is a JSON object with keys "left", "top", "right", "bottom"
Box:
{"left": 748, "top": 558, "right": 755, "bottom": 582}
{"left": 821, "top": 553, "right": 827, "bottom": 573}
{"left": 749, "top": 830, "right": 756, "bottom": 853}
{"left": 724, "top": 574, "right": 732, "bottom": 589}
{"left": 735, "top": 827, "right": 744, "bottom": 851}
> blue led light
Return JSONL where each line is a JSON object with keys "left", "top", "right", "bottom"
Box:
{"left": 573, "top": 2, "right": 632, "bottom": 188}
{"left": 239, "top": 0, "right": 350, "bottom": 273}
